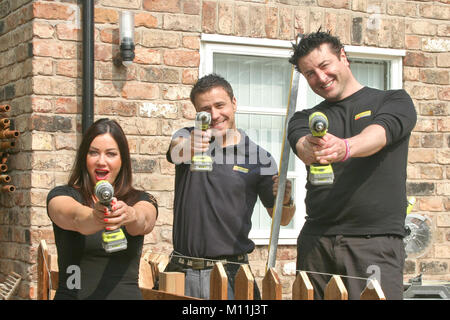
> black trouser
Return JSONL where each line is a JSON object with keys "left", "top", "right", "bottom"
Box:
{"left": 296, "top": 233, "right": 406, "bottom": 300}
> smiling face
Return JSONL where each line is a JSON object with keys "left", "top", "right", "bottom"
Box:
{"left": 298, "top": 43, "right": 360, "bottom": 102}
{"left": 86, "top": 133, "right": 122, "bottom": 186}
{"left": 193, "top": 86, "right": 237, "bottom": 138}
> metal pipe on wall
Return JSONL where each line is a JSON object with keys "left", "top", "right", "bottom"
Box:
{"left": 82, "top": 0, "right": 94, "bottom": 134}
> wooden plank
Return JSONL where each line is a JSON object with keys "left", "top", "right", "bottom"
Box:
{"left": 324, "top": 275, "right": 348, "bottom": 300}
{"left": 234, "top": 264, "right": 254, "bottom": 300}
{"left": 292, "top": 271, "right": 314, "bottom": 300}
{"left": 159, "top": 272, "right": 185, "bottom": 296}
{"left": 145, "top": 252, "right": 170, "bottom": 285}
{"left": 262, "top": 268, "right": 282, "bottom": 300}
{"left": 141, "top": 287, "right": 201, "bottom": 300}
{"left": 209, "top": 262, "right": 228, "bottom": 300}
{"left": 139, "top": 258, "right": 155, "bottom": 289}
{"left": 360, "top": 279, "right": 386, "bottom": 300}
{"left": 37, "top": 240, "right": 49, "bottom": 300}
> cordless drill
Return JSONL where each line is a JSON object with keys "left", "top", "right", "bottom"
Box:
{"left": 95, "top": 180, "right": 128, "bottom": 253}
{"left": 308, "top": 112, "right": 334, "bottom": 185}
{"left": 190, "top": 111, "right": 213, "bottom": 172}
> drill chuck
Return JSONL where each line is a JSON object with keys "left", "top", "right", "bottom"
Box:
{"left": 195, "top": 111, "right": 211, "bottom": 131}
{"left": 309, "top": 112, "right": 329, "bottom": 137}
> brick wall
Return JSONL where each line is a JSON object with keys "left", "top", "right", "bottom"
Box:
{"left": 0, "top": 0, "right": 448, "bottom": 300}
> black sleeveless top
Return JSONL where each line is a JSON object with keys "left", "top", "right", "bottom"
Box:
{"left": 47, "top": 185, "right": 158, "bottom": 300}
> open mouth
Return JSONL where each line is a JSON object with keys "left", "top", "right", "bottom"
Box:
{"left": 95, "top": 169, "right": 109, "bottom": 181}
{"left": 322, "top": 80, "right": 334, "bottom": 89}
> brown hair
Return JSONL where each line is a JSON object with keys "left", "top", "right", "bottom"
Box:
{"left": 68, "top": 118, "right": 138, "bottom": 207}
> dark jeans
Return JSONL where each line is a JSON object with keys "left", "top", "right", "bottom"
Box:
{"left": 164, "top": 260, "right": 261, "bottom": 300}
{"left": 296, "top": 233, "right": 406, "bottom": 300}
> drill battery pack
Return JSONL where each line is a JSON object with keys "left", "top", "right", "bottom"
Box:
{"left": 309, "top": 164, "right": 334, "bottom": 185}
{"left": 102, "top": 228, "right": 128, "bottom": 253}
{"left": 190, "top": 154, "right": 213, "bottom": 172}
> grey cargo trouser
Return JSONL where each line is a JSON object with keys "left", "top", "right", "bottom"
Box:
{"left": 296, "top": 233, "right": 406, "bottom": 300}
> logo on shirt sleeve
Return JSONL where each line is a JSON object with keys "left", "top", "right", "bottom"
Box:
{"left": 354, "top": 110, "right": 372, "bottom": 120}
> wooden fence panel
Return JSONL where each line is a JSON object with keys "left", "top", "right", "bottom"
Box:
{"left": 160, "top": 272, "right": 185, "bottom": 296}
{"left": 36, "top": 241, "right": 387, "bottom": 301}
{"left": 324, "top": 275, "right": 348, "bottom": 300}
{"left": 234, "top": 264, "right": 254, "bottom": 300}
{"left": 37, "top": 240, "right": 49, "bottom": 300}
{"left": 210, "top": 262, "right": 228, "bottom": 300}
{"left": 292, "top": 271, "right": 314, "bottom": 300}
{"left": 360, "top": 279, "right": 386, "bottom": 300}
{"left": 262, "top": 268, "right": 282, "bottom": 300}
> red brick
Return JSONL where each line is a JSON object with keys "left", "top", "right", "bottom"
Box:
{"left": 183, "top": 0, "right": 201, "bottom": 15}
{"left": 122, "top": 82, "right": 159, "bottom": 100}
{"left": 56, "top": 23, "right": 81, "bottom": 41}
{"left": 266, "top": 7, "right": 278, "bottom": 39}
{"left": 135, "top": 12, "right": 159, "bottom": 28}
{"left": 94, "top": 8, "right": 118, "bottom": 24}
{"left": 134, "top": 48, "right": 161, "bottom": 65}
{"left": 420, "top": 69, "right": 450, "bottom": 85}
{"left": 143, "top": 0, "right": 181, "bottom": 13}
{"left": 33, "top": 39, "right": 78, "bottom": 59}
{"left": 54, "top": 97, "right": 79, "bottom": 114}
{"left": 235, "top": 5, "right": 249, "bottom": 37}
{"left": 182, "top": 69, "right": 198, "bottom": 85}
{"left": 164, "top": 50, "right": 199, "bottom": 67}
{"left": 33, "top": 21, "right": 54, "bottom": 39}
{"left": 202, "top": 1, "right": 216, "bottom": 33}
{"left": 318, "top": 0, "right": 349, "bottom": 9}
{"left": 99, "top": 28, "right": 119, "bottom": 44}
{"left": 56, "top": 60, "right": 80, "bottom": 78}
{"left": 96, "top": 99, "right": 138, "bottom": 116}
{"left": 182, "top": 36, "right": 200, "bottom": 50}
{"left": 217, "top": 2, "right": 233, "bottom": 35}
{"left": 33, "top": 2, "right": 76, "bottom": 20}
{"left": 249, "top": 6, "right": 265, "bottom": 38}
{"left": 438, "top": 87, "right": 450, "bottom": 101}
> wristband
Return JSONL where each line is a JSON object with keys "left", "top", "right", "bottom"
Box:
{"left": 341, "top": 139, "right": 350, "bottom": 162}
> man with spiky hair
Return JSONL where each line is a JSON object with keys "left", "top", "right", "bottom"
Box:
{"left": 288, "top": 31, "right": 417, "bottom": 300}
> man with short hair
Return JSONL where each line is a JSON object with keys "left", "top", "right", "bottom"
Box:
{"left": 288, "top": 31, "right": 417, "bottom": 300}
{"left": 165, "top": 73, "right": 296, "bottom": 299}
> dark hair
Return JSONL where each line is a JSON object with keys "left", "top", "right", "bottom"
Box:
{"left": 190, "top": 73, "right": 234, "bottom": 106}
{"left": 289, "top": 29, "right": 345, "bottom": 73}
{"left": 68, "top": 118, "right": 136, "bottom": 207}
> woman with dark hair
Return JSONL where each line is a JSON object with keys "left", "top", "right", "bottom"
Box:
{"left": 47, "top": 118, "right": 158, "bottom": 300}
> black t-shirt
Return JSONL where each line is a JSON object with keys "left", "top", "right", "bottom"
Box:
{"left": 46, "top": 185, "right": 157, "bottom": 300}
{"left": 287, "top": 87, "right": 417, "bottom": 237}
{"left": 167, "top": 128, "right": 277, "bottom": 258}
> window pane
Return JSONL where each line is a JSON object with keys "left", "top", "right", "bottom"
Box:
{"left": 214, "top": 53, "right": 291, "bottom": 109}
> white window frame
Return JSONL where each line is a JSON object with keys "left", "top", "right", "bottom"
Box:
{"left": 200, "top": 34, "right": 405, "bottom": 245}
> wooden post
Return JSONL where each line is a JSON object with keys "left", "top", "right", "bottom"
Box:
{"left": 49, "top": 254, "right": 58, "bottom": 299}
{"left": 234, "top": 264, "right": 254, "bottom": 300}
{"left": 324, "top": 275, "right": 348, "bottom": 300}
{"left": 262, "top": 268, "right": 282, "bottom": 300}
{"left": 360, "top": 279, "right": 386, "bottom": 300}
{"left": 210, "top": 262, "right": 228, "bottom": 300}
{"left": 159, "top": 272, "right": 185, "bottom": 296}
{"left": 292, "top": 271, "right": 314, "bottom": 300}
{"left": 139, "top": 258, "right": 155, "bottom": 289}
{"left": 37, "top": 240, "right": 49, "bottom": 300}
